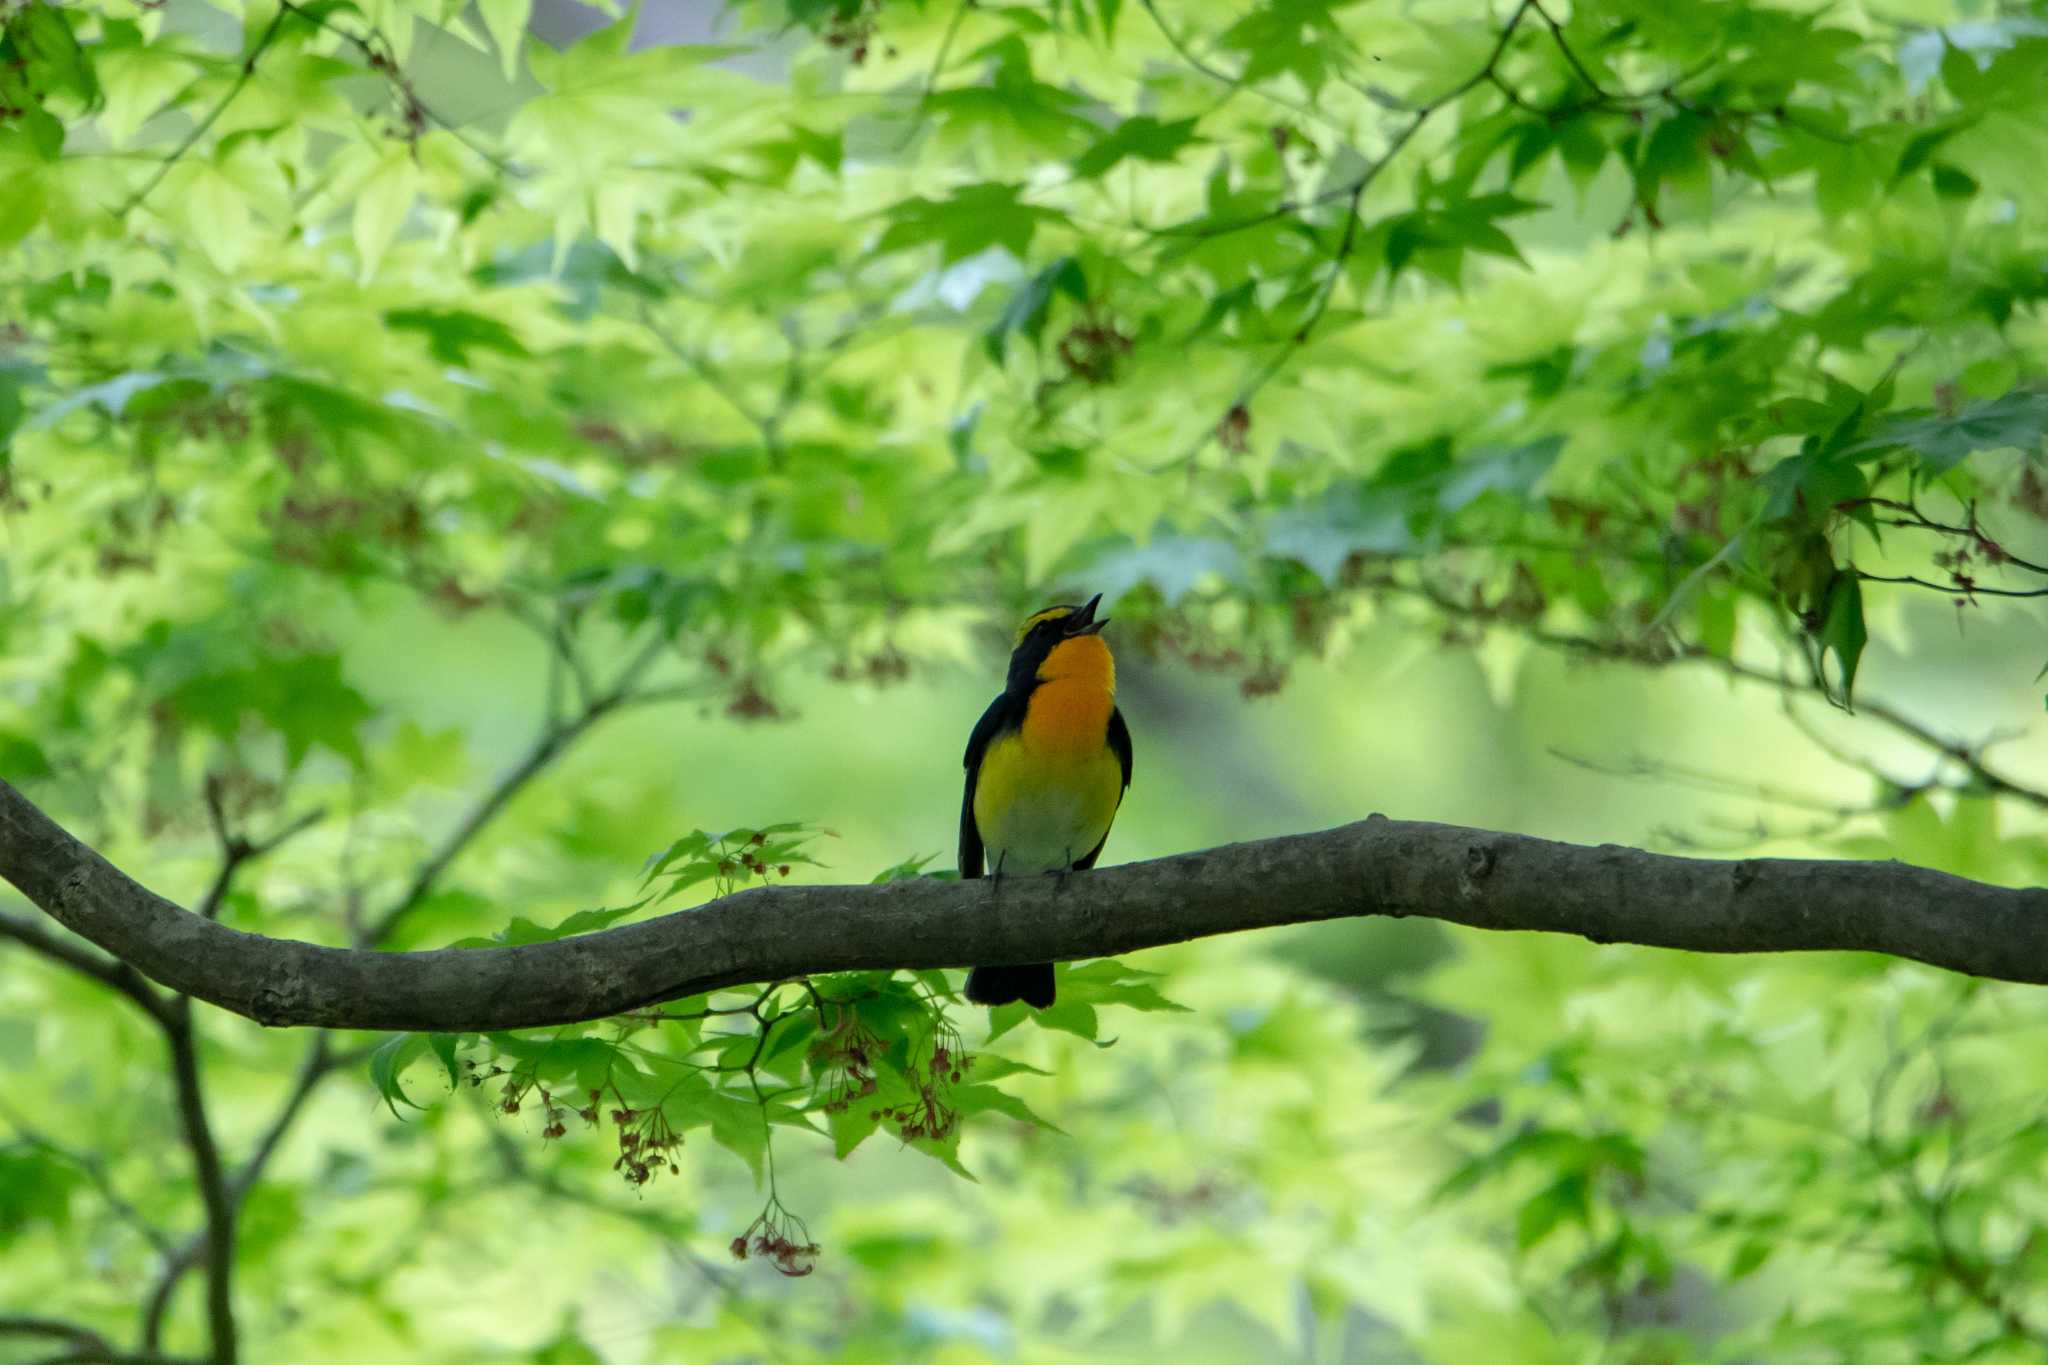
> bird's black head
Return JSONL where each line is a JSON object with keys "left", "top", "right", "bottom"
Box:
{"left": 1004, "top": 592, "right": 1108, "bottom": 693}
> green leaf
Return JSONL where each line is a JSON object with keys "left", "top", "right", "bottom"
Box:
{"left": 707, "top": 1091, "right": 769, "bottom": 1185}
{"left": 827, "top": 1101, "right": 882, "bottom": 1159}
{"left": 368, "top": 1034, "right": 432, "bottom": 1120}
{"left": 20, "top": 106, "right": 63, "bottom": 160}
{"left": 954, "top": 1082, "right": 1064, "bottom": 1133}
{"left": 425, "top": 1033, "right": 463, "bottom": 1090}
{"left": 1071, "top": 115, "right": 1202, "bottom": 179}
{"left": 870, "top": 853, "right": 940, "bottom": 884}
{"left": 1082, "top": 533, "right": 1244, "bottom": 606}
{"left": 1893, "top": 121, "right": 1971, "bottom": 182}
{"left": 162, "top": 652, "right": 375, "bottom": 772}
{"left": 1845, "top": 389, "right": 2048, "bottom": 472}
{"left": 0, "top": 729, "right": 51, "bottom": 780}
{"left": 1516, "top": 1172, "right": 1589, "bottom": 1250}
{"left": 0, "top": 1151, "right": 81, "bottom": 1234}
{"left": 1728, "top": 1237, "right": 1774, "bottom": 1279}
{"left": 1761, "top": 452, "right": 1867, "bottom": 525}
{"left": 1556, "top": 118, "right": 1607, "bottom": 189}
{"left": 7, "top": 3, "right": 98, "bottom": 108}
{"left": 1030, "top": 996, "right": 1100, "bottom": 1042}
{"left": 477, "top": 0, "right": 534, "bottom": 81}
{"left": 384, "top": 309, "right": 530, "bottom": 367}
{"left": 1816, "top": 572, "right": 1867, "bottom": 708}
{"left": 451, "top": 899, "right": 648, "bottom": 949}
{"left": 0, "top": 357, "right": 35, "bottom": 459}
{"left": 1930, "top": 162, "right": 1978, "bottom": 198}
{"left": 874, "top": 184, "right": 1062, "bottom": 263}
{"left": 354, "top": 152, "right": 421, "bottom": 282}
{"left": 1056, "top": 959, "right": 1190, "bottom": 1014}
{"left": 984, "top": 256, "right": 1086, "bottom": 363}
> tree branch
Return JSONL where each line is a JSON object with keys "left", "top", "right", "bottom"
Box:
{"left": 0, "top": 1105, "right": 172, "bottom": 1255}
{"left": 25, "top": 1351, "right": 197, "bottom": 1365}
{"left": 117, "top": 4, "right": 293, "bottom": 217}
{"left": 160, "top": 1008, "right": 235, "bottom": 1365}
{"left": 138, "top": 647, "right": 670, "bottom": 1336}
{"left": 1377, "top": 572, "right": 2048, "bottom": 811}
{"left": 0, "top": 1314, "right": 196, "bottom": 1364}
{"left": 0, "top": 1318, "right": 109, "bottom": 1350}
{"left": 138, "top": 1035, "right": 349, "bottom": 1353}
{"left": 0, "top": 907, "right": 171, "bottom": 1024}
{"left": 195, "top": 780, "right": 323, "bottom": 923}
{"left": 5, "top": 778, "right": 2048, "bottom": 1034}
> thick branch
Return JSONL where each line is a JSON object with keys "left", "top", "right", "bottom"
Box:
{"left": 4, "top": 778, "right": 2048, "bottom": 1031}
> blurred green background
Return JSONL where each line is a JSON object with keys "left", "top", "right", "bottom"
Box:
{"left": 8, "top": 0, "right": 2048, "bottom": 1359}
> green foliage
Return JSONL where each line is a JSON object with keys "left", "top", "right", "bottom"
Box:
{"left": 5, "top": 0, "right": 2048, "bottom": 1359}
{"left": 641, "top": 823, "right": 831, "bottom": 901}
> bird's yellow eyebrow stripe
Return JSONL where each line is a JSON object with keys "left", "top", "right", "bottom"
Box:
{"left": 1014, "top": 606, "right": 1072, "bottom": 643}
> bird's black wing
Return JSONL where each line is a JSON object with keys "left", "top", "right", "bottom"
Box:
{"left": 1107, "top": 704, "right": 1133, "bottom": 790}
{"left": 1073, "top": 705, "right": 1134, "bottom": 872}
{"left": 959, "top": 691, "right": 1022, "bottom": 879}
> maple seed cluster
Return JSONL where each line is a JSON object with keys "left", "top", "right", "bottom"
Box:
{"left": 469, "top": 1064, "right": 681, "bottom": 1187}
{"left": 882, "top": 1076, "right": 960, "bottom": 1143}
{"left": 1216, "top": 402, "right": 1251, "bottom": 455}
{"left": 462, "top": 1058, "right": 529, "bottom": 1106}
{"left": 608, "top": 1096, "right": 684, "bottom": 1187}
{"left": 729, "top": 1201, "right": 821, "bottom": 1278}
{"left": 1058, "top": 319, "right": 1134, "bottom": 386}
{"left": 809, "top": 1011, "right": 883, "bottom": 1114}
{"left": 534, "top": 1084, "right": 571, "bottom": 1140}
{"left": 880, "top": 1036, "right": 971, "bottom": 1144}
{"left": 718, "top": 830, "right": 793, "bottom": 886}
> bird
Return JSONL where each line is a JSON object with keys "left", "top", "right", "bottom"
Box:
{"left": 959, "top": 592, "right": 1132, "bottom": 1009}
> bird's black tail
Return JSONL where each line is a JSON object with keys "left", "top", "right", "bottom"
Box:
{"left": 965, "top": 964, "right": 1055, "bottom": 1010}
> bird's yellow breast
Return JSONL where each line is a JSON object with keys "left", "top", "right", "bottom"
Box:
{"left": 973, "top": 636, "right": 1121, "bottom": 875}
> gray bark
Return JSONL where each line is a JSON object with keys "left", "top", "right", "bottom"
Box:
{"left": 3, "top": 777, "right": 2045, "bottom": 1032}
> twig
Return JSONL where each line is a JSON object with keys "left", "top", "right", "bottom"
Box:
{"left": 195, "top": 785, "right": 323, "bottom": 922}
{"left": 1848, "top": 496, "right": 2048, "bottom": 578}
{"left": 0, "top": 908, "right": 171, "bottom": 1025}
{"left": 1548, "top": 747, "right": 1911, "bottom": 816}
{"left": 1383, "top": 572, "right": 2048, "bottom": 811}
{"left": 917, "top": 0, "right": 969, "bottom": 115}
{"left": 1175, "top": 0, "right": 1540, "bottom": 466}
{"left": 117, "top": 5, "right": 292, "bottom": 217}
{"left": 1856, "top": 571, "right": 2048, "bottom": 600}
{"left": 1528, "top": 0, "right": 1614, "bottom": 100}
{"left": 0, "top": 1318, "right": 111, "bottom": 1351}
{"left": 636, "top": 307, "right": 785, "bottom": 467}
{"left": 273, "top": 0, "right": 526, "bottom": 180}
{"left": 1137, "top": 0, "right": 1349, "bottom": 139}
{"left": 0, "top": 1104, "right": 172, "bottom": 1254}
{"left": 139, "top": 1037, "right": 361, "bottom": 1344}
{"left": 359, "top": 711, "right": 600, "bottom": 948}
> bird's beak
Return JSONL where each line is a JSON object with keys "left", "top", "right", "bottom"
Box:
{"left": 1068, "top": 592, "right": 1108, "bottom": 635}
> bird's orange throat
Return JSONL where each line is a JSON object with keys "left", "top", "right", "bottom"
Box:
{"left": 1036, "top": 633, "right": 1114, "bottom": 688}
{"left": 1024, "top": 636, "right": 1116, "bottom": 750}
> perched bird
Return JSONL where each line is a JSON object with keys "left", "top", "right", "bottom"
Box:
{"left": 959, "top": 593, "right": 1132, "bottom": 1009}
